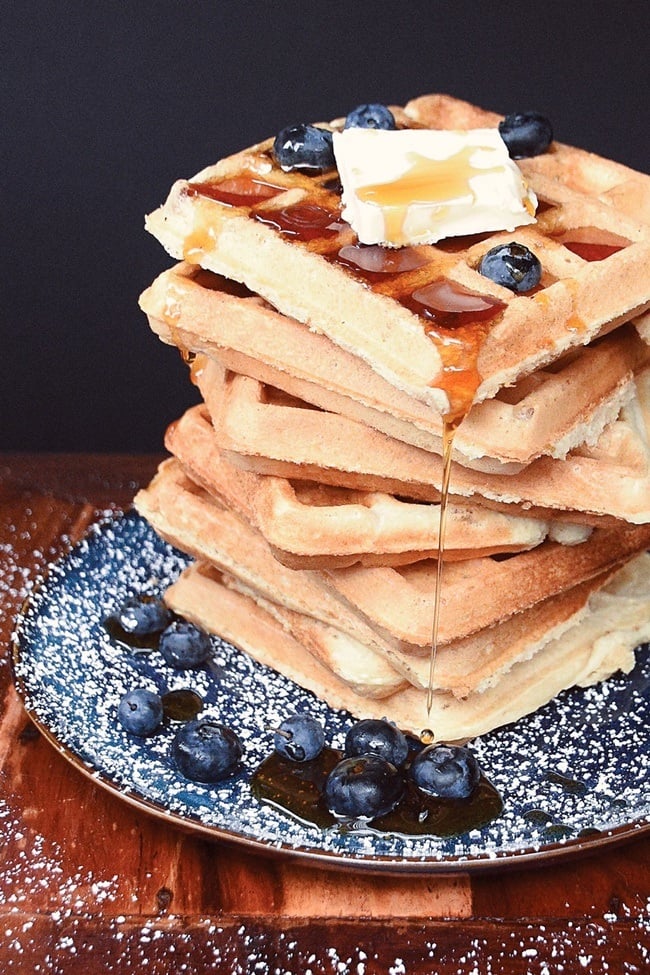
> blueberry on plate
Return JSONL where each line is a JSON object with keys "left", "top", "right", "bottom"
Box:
{"left": 159, "top": 619, "right": 211, "bottom": 669}
{"left": 344, "top": 103, "right": 396, "bottom": 130}
{"left": 409, "top": 744, "right": 481, "bottom": 800}
{"left": 274, "top": 712, "right": 325, "bottom": 762}
{"left": 498, "top": 111, "right": 553, "bottom": 158}
{"left": 171, "top": 718, "right": 243, "bottom": 783}
{"left": 324, "top": 755, "right": 404, "bottom": 820}
{"left": 116, "top": 595, "right": 172, "bottom": 636}
{"left": 344, "top": 718, "right": 409, "bottom": 767}
{"left": 117, "top": 688, "right": 163, "bottom": 737}
{"left": 273, "top": 124, "right": 335, "bottom": 172}
{"left": 478, "top": 242, "right": 542, "bottom": 293}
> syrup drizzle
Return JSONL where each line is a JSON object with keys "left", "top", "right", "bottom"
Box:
{"left": 356, "top": 146, "right": 507, "bottom": 245}
{"left": 427, "top": 418, "right": 457, "bottom": 717}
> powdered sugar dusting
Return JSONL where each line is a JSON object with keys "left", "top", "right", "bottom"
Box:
{"left": 12, "top": 512, "right": 650, "bottom": 869}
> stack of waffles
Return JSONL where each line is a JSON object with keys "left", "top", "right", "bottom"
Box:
{"left": 135, "top": 94, "right": 650, "bottom": 741}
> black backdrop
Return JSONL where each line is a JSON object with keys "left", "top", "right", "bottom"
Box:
{"left": 3, "top": 1, "right": 649, "bottom": 451}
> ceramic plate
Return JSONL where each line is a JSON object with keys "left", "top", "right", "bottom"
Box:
{"left": 12, "top": 512, "right": 650, "bottom": 873}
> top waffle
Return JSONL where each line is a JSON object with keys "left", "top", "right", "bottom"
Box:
{"left": 145, "top": 93, "right": 650, "bottom": 421}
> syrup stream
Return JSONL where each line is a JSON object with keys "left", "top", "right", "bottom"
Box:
{"left": 427, "top": 418, "right": 456, "bottom": 717}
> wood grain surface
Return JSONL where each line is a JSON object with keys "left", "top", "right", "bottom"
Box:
{"left": 1, "top": 454, "right": 649, "bottom": 974}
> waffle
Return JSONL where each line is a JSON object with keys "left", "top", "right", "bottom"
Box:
{"left": 139, "top": 92, "right": 650, "bottom": 741}
{"left": 134, "top": 458, "right": 633, "bottom": 701}
{"left": 141, "top": 262, "right": 649, "bottom": 471}
{"left": 208, "top": 362, "right": 650, "bottom": 526}
{"left": 145, "top": 95, "right": 650, "bottom": 421}
{"left": 135, "top": 455, "right": 650, "bottom": 652}
{"left": 166, "top": 397, "right": 567, "bottom": 569}
{"left": 164, "top": 554, "right": 650, "bottom": 741}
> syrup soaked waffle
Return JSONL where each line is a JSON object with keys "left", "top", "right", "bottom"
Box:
{"left": 141, "top": 262, "right": 649, "bottom": 471}
{"left": 145, "top": 96, "right": 650, "bottom": 421}
{"left": 164, "top": 554, "right": 650, "bottom": 741}
{"left": 207, "top": 361, "right": 650, "bottom": 526}
{"left": 166, "top": 398, "right": 562, "bottom": 569}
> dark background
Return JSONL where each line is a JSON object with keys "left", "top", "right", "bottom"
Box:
{"left": 3, "top": 1, "right": 649, "bottom": 452}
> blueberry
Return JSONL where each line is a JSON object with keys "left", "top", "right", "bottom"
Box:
{"left": 274, "top": 713, "right": 325, "bottom": 762}
{"left": 344, "top": 718, "right": 409, "bottom": 767}
{"left": 273, "top": 123, "right": 335, "bottom": 172}
{"left": 159, "top": 619, "right": 211, "bottom": 669}
{"left": 324, "top": 755, "right": 404, "bottom": 820}
{"left": 499, "top": 112, "right": 553, "bottom": 159}
{"left": 344, "top": 103, "right": 396, "bottom": 131}
{"left": 478, "top": 242, "right": 542, "bottom": 293}
{"left": 116, "top": 595, "right": 172, "bottom": 636}
{"left": 117, "top": 688, "right": 163, "bottom": 737}
{"left": 171, "top": 718, "right": 243, "bottom": 783}
{"left": 409, "top": 744, "right": 481, "bottom": 799}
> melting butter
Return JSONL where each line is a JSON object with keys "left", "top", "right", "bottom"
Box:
{"left": 333, "top": 127, "right": 537, "bottom": 246}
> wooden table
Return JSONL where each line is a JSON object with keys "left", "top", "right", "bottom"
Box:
{"left": 1, "top": 454, "right": 649, "bottom": 974}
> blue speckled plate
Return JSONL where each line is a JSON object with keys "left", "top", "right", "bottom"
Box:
{"left": 12, "top": 512, "right": 650, "bottom": 873}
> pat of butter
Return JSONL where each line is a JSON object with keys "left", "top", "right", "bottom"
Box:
{"left": 332, "top": 128, "right": 537, "bottom": 246}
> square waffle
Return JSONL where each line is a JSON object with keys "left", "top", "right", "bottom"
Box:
{"left": 134, "top": 458, "right": 645, "bottom": 710}
{"left": 140, "top": 262, "right": 650, "bottom": 471}
{"left": 164, "top": 555, "right": 650, "bottom": 741}
{"left": 166, "top": 395, "right": 565, "bottom": 569}
{"left": 135, "top": 454, "right": 650, "bottom": 653}
{"left": 145, "top": 94, "right": 650, "bottom": 422}
{"left": 205, "top": 357, "right": 650, "bottom": 526}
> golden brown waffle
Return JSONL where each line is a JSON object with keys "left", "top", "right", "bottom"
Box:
{"left": 145, "top": 95, "right": 650, "bottom": 420}
{"left": 404, "top": 94, "right": 650, "bottom": 225}
{"left": 207, "top": 362, "right": 650, "bottom": 526}
{"left": 141, "top": 263, "right": 650, "bottom": 471}
{"left": 134, "top": 455, "right": 650, "bottom": 652}
{"left": 134, "top": 458, "right": 634, "bottom": 701}
{"left": 166, "top": 401, "right": 561, "bottom": 567}
{"left": 139, "top": 91, "right": 650, "bottom": 741}
{"left": 320, "top": 520, "right": 650, "bottom": 652}
{"left": 165, "top": 555, "right": 650, "bottom": 741}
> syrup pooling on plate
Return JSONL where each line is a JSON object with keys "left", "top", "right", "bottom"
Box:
{"left": 251, "top": 746, "right": 502, "bottom": 838}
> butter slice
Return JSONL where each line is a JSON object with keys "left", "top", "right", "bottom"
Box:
{"left": 332, "top": 128, "right": 537, "bottom": 246}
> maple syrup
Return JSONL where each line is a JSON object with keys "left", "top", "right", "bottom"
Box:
{"left": 356, "top": 147, "right": 507, "bottom": 244}
{"left": 161, "top": 689, "right": 204, "bottom": 722}
{"left": 104, "top": 613, "right": 160, "bottom": 651}
{"left": 336, "top": 243, "right": 430, "bottom": 278}
{"left": 251, "top": 748, "right": 502, "bottom": 837}
{"left": 253, "top": 203, "right": 343, "bottom": 241}
{"left": 401, "top": 280, "right": 505, "bottom": 424}
{"left": 188, "top": 352, "right": 208, "bottom": 385}
{"left": 427, "top": 418, "right": 457, "bottom": 715}
{"left": 563, "top": 241, "right": 625, "bottom": 262}
{"left": 187, "top": 175, "right": 284, "bottom": 208}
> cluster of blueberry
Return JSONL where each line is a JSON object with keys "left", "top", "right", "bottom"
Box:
{"left": 114, "top": 595, "right": 244, "bottom": 783}
{"left": 272, "top": 102, "right": 549, "bottom": 295}
{"left": 275, "top": 713, "right": 481, "bottom": 821}
{"left": 112, "top": 597, "right": 483, "bottom": 821}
